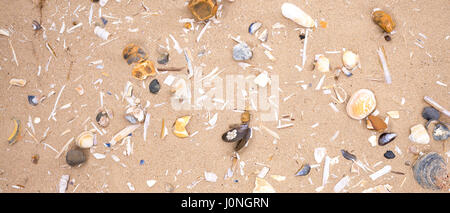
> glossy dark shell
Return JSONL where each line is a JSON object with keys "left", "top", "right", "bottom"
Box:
{"left": 413, "top": 152, "right": 448, "bottom": 190}
{"left": 222, "top": 124, "right": 249, "bottom": 143}
{"left": 28, "top": 95, "right": 38, "bottom": 106}
{"left": 432, "top": 123, "right": 449, "bottom": 141}
{"left": 295, "top": 164, "right": 311, "bottom": 176}
{"left": 384, "top": 150, "right": 395, "bottom": 159}
{"left": 341, "top": 149, "right": 357, "bottom": 161}
{"left": 378, "top": 133, "right": 397, "bottom": 146}
{"left": 234, "top": 128, "right": 251, "bottom": 152}
{"left": 422, "top": 107, "right": 440, "bottom": 121}
{"left": 149, "top": 79, "right": 161, "bottom": 94}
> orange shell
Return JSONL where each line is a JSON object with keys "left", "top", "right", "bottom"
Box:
{"left": 173, "top": 116, "right": 191, "bottom": 138}
{"left": 123, "top": 43, "right": 148, "bottom": 65}
{"left": 131, "top": 60, "right": 156, "bottom": 80}
{"left": 188, "top": 0, "right": 218, "bottom": 21}
{"left": 372, "top": 10, "right": 395, "bottom": 33}
{"left": 346, "top": 89, "right": 376, "bottom": 120}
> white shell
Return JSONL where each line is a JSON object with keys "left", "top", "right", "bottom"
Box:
{"left": 254, "top": 71, "right": 270, "bottom": 87}
{"left": 146, "top": 180, "right": 157, "bottom": 188}
{"left": 204, "top": 171, "right": 218, "bottom": 182}
{"left": 409, "top": 124, "right": 430, "bottom": 144}
{"left": 0, "top": 28, "right": 10, "bottom": 37}
{"left": 281, "top": 2, "right": 315, "bottom": 28}
{"left": 76, "top": 131, "right": 95, "bottom": 148}
{"left": 314, "top": 147, "right": 327, "bottom": 163}
{"left": 342, "top": 51, "right": 359, "bottom": 70}
{"left": 258, "top": 29, "right": 268, "bottom": 42}
{"left": 94, "top": 26, "right": 110, "bottom": 40}
{"left": 315, "top": 55, "right": 330, "bottom": 72}
{"left": 58, "top": 175, "right": 70, "bottom": 193}
{"left": 253, "top": 177, "right": 276, "bottom": 193}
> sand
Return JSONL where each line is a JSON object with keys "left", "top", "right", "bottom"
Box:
{"left": 0, "top": 0, "right": 448, "bottom": 193}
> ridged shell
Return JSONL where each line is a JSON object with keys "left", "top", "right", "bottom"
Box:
{"left": 413, "top": 152, "right": 449, "bottom": 190}
{"left": 346, "top": 89, "right": 376, "bottom": 120}
{"left": 76, "top": 131, "right": 95, "bottom": 149}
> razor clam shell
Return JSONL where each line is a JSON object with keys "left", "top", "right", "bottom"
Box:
{"left": 413, "top": 152, "right": 448, "bottom": 190}
{"left": 295, "top": 164, "right": 311, "bottom": 176}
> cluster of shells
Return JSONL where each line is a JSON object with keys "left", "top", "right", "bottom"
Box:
{"left": 124, "top": 95, "right": 146, "bottom": 124}
{"left": 123, "top": 44, "right": 156, "bottom": 80}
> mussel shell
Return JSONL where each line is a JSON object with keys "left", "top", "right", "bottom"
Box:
{"left": 32, "top": 20, "right": 42, "bottom": 31}
{"left": 422, "top": 107, "right": 440, "bottom": 121}
{"left": 295, "top": 164, "right": 311, "bottom": 176}
{"left": 234, "top": 127, "right": 251, "bottom": 152}
{"left": 28, "top": 95, "right": 39, "bottom": 106}
{"left": 222, "top": 124, "right": 249, "bottom": 143}
{"left": 341, "top": 149, "right": 357, "bottom": 161}
{"left": 248, "top": 22, "right": 262, "bottom": 35}
{"left": 432, "top": 123, "right": 449, "bottom": 141}
{"left": 413, "top": 152, "right": 448, "bottom": 190}
{"left": 378, "top": 132, "right": 397, "bottom": 146}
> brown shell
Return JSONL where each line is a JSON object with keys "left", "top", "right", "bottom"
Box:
{"left": 131, "top": 59, "right": 156, "bottom": 80}
{"left": 372, "top": 10, "right": 395, "bottom": 33}
{"left": 123, "top": 43, "right": 148, "bottom": 65}
{"left": 188, "top": 0, "right": 218, "bottom": 21}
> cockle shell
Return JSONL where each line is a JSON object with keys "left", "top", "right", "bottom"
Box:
{"left": 413, "top": 152, "right": 449, "bottom": 190}
{"left": 76, "top": 131, "right": 96, "bottom": 149}
{"left": 372, "top": 9, "right": 395, "bottom": 33}
{"left": 342, "top": 50, "right": 360, "bottom": 70}
{"left": 409, "top": 124, "right": 430, "bottom": 144}
{"left": 173, "top": 116, "right": 191, "bottom": 138}
{"left": 281, "top": 2, "right": 315, "bottom": 28}
{"left": 346, "top": 89, "right": 376, "bottom": 120}
{"left": 188, "top": 0, "right": 218, "bottom": 21}
{"left": 315, "top": 55, "right": 330, "bottom": 72}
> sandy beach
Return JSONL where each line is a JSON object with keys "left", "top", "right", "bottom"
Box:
{"left": 0, "top": 0, "right": 448, "bottom": 193}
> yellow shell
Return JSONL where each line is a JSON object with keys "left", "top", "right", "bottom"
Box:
{"left": 188, "top": 0, "right": 218, "bottom": 21}
{"left": 131, "top": 59, "right": 156, "bottom": 80}
{"left": 173, "top": 116, "right": 191, "bottom": 138}
{"left": 76, "top": 131, "right": 95, "bottom": 149}
{"left": 372, "top": 9, "right": 395, "bottom": 33}
{"left": 346, "top": 89, "right": 376, "bottom": 120}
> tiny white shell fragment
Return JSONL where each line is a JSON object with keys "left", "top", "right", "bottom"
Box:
{"left": 314, "top": 147, "right": 327, "bottom": 163}
{"left": 127, "top": 182, "right": 135, "bottom": 191}
{"left": 254, "top": 71, "right": 270, "bottom": 87}
{"left": 387, "top": 111, "right": 399, "bottom": 119}
{"left": 164, "top": 75, "right": 176, "bottom": 86}
{"left": 409, "top": 124, "right": 430, "bottom": 144}
{"left": 204, "top": 171, "right": 218, "bottom": 182}
{"left": 362, "top": 184, "right": 392, "bottom": 193}
{"left": 270, "top": 175, "right": 286, "bottom": 182}
{"left": 58, "top": 175, "right": 70, "bottom": 193}
{"left": 208, "top": 113, "right": 218, "bottom": 126}
{"left": 368, "top": 135, "right": 377, "bottom": 147}
{"left": 94, "top": 26, "right": 110, "bottom": 40}
{"left": 0, "top": 28, "right": 10, "bottom": 37}
{"left": 281, "top": 3, "right": 315, "bottom": 28}
{"left": 249, "top": 22, "right": 262, "bottom": 35}
{"left": 93, "top": 153, "right": 106, "bottom": 159}
{"left": 258, "top": 29, "right": 268, "bottom": 42}
{"left": 146, "top": 180, "right": 157, "bottom": 188}
{"left": 257, "top": 167, "right": 270, "bottom": 178}
{"left": 253, "top": 177, "right": 276, "bottom": 193}
{"left": 334, "top": 175, "right": 350, "bottom": 193}
{"left": 100, "top": 0, "right": 109, "bottom": 7}
{"left": 369, "top": 165, "right": 391, "bottom": 181}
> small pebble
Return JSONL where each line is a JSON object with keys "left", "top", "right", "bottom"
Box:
{"left": 384, "top": 150, "right": 395, "bottom": 159}
{"left": 422, "top": 107, "right": 440, "bottom": 121}
{"left": 299, "top": 33, "right": 305, "bottom": 40}
{"left": 232, "top": 43, "right": 252, "bottom": 61}
{"left": 405, "top": 161, "right": 411, "bottom": 166}
{"left": 149, "top": 79, "right": 160, "bottom": 94}
{"left": 32, "top": 154, "right": 39, "bottom": 164}
{"left": 157, "top": 53, "right": 169, "bottom": 65}
{"left": 384, "top": 35, "right": 391, "bottom": 41}
{"left": 66, "top": 149, "right": 86, "bottom": 166}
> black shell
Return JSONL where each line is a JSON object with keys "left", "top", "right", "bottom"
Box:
{"left": 432, "top": 123, "right": 449, "bottom": 141}
{"left": 384, "top": 150, "right": 395, "bottom": 159}
{"left": 378, "top": 133, "right": 397, "bottom": 146}
{"left": 422, "top": 107, "right": 440, "bottom": 121}
{"left": 341, "top": 149, "right": 357, "bottom": 161}
{"left": 28, "top": 95, "right": 38, "bottom": 106}
{"left": 222, "top": 124, "right": 249, "bottom": 143}
{"left": 234, "top": 128, "right": 251, "bottom": 152}
{"left": 149, "top": 79, "right": 161, "bottom": 94}
{"left": 413, "top": 152, "right": 448, "bottom": 190}
{"left": 295, "top": 164, "right": 311, "bottom": 176}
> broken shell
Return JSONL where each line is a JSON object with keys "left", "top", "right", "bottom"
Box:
{"left": 188, "top": 0, "right": 218, "bottom": 21}
{"left": 9, "top": 78, "right": 27, "bottom": 87}
{"left": 123, "top": 44, "right": 147, "bottom": 65}
{"left": 241, "top": 111, "right": 251, "bottom": 123}
{"left": 248, "top": 22, "right": 262, "bottom": 35}
{"left": 110, "top": 124, "right": 140, "bottom": 146}
{"left": 235, "top": 127, "right": 251, "bottom": 152}
{"left": 346, "top": 89, "right": 376, "bottom": 120}
{"left": 281, "top": 2, "right": 315, "bottom": 28}
{"left": 372, "top": 9, "right": 395, "bottom": 33}
{"left": 131, "top": 59, "right": 156, "bottom": 80}
{"left": 295, "top": 164, "right": 311, "bottom": 176}
{"left": 258, "top": 29, "right": 268, "bottom": 42}
{"left": 232, "top": 43, "right": 253, "bottom": 61}
{"left": 386, "top": 111, "right": 399, "bottom": 119}
{"left": 409, "top": 124, "right": 430, "bottom": 144}
{"left": 432, "top": 123, "right": 449, "bottom": 141}
{"left": 28, "top": 95, "right": 39, "bottom": 106}
{"left": 368, "top": 115, "right": 387, "bottom": 132}
{"left": 315, "top": 55, "right": 330, "bottom": 72}
{"left": 342, "top": 50, "right": 360, "bottom": 70}
{"left": 253, "top": 177, "right": 276, "bottom": 193}
{"left": 0, "top": 28, "right": 10, "bottom": 37}
{"left": 125, "top": 115, "right": 138, "bottom": 124}
{"left": 66, "top": 149, "right": 86, "bottom": 167}
{"left": 149, "top": 79, "right": 161, "bottom": 94}
{"left": 341, "top": 150, "right": 357, "bottom": 161}
{"left": 254, "top": 71, "right": 270, "bottom": 87}
{"left": 422, "top": 107, "right": 440, "bottom": 121}
{"left": 378, "top": 132, "right": 397, "bottom": 146}
{"left": 7, "top": 118, "right": 20, "bottom": 145}
{"left": 157, "top": 53, "right": 169, "bottom": 65}
{"left": 413, "top": 152, "right": 449, "bottom": 190}
{"left": 131, "top": 107, "right": 145, "bottom": 122}
{"left": 96, "top": 108, "right": 112, "bottom": 127}
{"left": 173, "top": 116, "right": 191, "bottom": 138}
{"left": 76, "top": 131, "right": 96, "bottom": 149}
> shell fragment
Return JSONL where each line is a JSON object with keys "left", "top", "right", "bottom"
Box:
{"left": 281, "top": 2, "right": 315, "bottom": 28}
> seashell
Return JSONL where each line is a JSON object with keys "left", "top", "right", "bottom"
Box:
{"left": 149, "top": 79, "right": 160, "bottom": 94}
{"left": 171, "top": 78, "right": 191, "bottom": 101}
{"left": 413, "top": 152, "right": 449, "bottom": 190}
{"left": 254, "top": 71, "right": 270, "bottom": 87}
{"left": 9, "top": 78, "right": 27, "bottom": 87}
{"left": 248, "top": 22, "right": 262, "bottom": 35}
{"left": 58, "top": 175, "right": 70, "bottom": 193}
{"left": 241, "top": 111, "right": 251, "bottom": 123}
{"left": 432, "top": 123, "right": 449, "bottom": 141}
{"left": 258, "top": 29, "right": 268, "bottom": 42}
{"left": 132, "top": 107, "right": 145, "bottom": 122}
{"left": 157, "top": 52, "right": 169, "bottom": 65}
{"left": 235, "top": 127, "right": 251, "bottom": 152}
{"left": 378, "top": 132, "right": 397, "bottom": 146}
{"left": 372, "top": 9, "right": 395, "bottom": 33}
{"left": 0, "top": 28, "right": 10, "bottom": 37}
{"left": 314, "top": 147, "right": 326, "bottom": 163}
{"left": 253, "top": 177, "right": 276, "bottom": 193}
{"left": 96, "top": 108, "right": 112, "bottom": 127}
{"left": 110, "top": 124, "right": 140, "bottom": 146}
{"left": 28, "top": 95, "right": 39, "bottom": 106}
{"left": 342, "top": 50, "right": 360, "bottom": 70}
{"left": 123, "top": 43, "right": 148, "bottom": 65}
{"left": 131, "top": 59, "right": 156, "bottom": 80}
{"left": 232, "top": 43, "right": 253, "bottom": 61}
{"left": 409, "top": 124, "right": 430, "bottom": 144}
{"left": 295, "top": 164, "right": 311, "bottom": 176}
{"left": 125, "top": 115, "right": 138, "bottom": 124}
{"left": 222, "top": 124, "right": 249, "bottom": 142}
{"left": 281, "top": 2, "right": 315, "bottom": 28}
{"left": 66, "top": 149, "right": 86, "bottom": 166}
{"left": 367, "top": 115, "right": 387, "bottom": 132}
{"left": 346, "top": 89, "right": 376, "bottom": 120}
{"left": 422, "top": 107, "right": 440, "bottom": 121}
{"left": 341, "top": 149, "right": 357, "bottom": 161}
{"left": 173, "top": 116, "right": 191, "bottom": 138}
{"left": 7, "top": 118, "right": 20, "bottom": 145}
{"left": 188, "top": 0, "right": 218, "bottom": 21}
{"left": 32, "top": 20, "right": 42, "bottom": 31}
{"left": 76, "top": 131, "right": 96, "bottom": 149}
{"left": 314, "top": 55, "right": 330, "bottom": 72}
{"left": 387, "top": 111, "right": 399, "bottom": 119}
{"left": 94, "top": 26, "right": 110, "bottom": 40}
{"left": 384, "top": 150, "right": 395, "bottom": 159}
